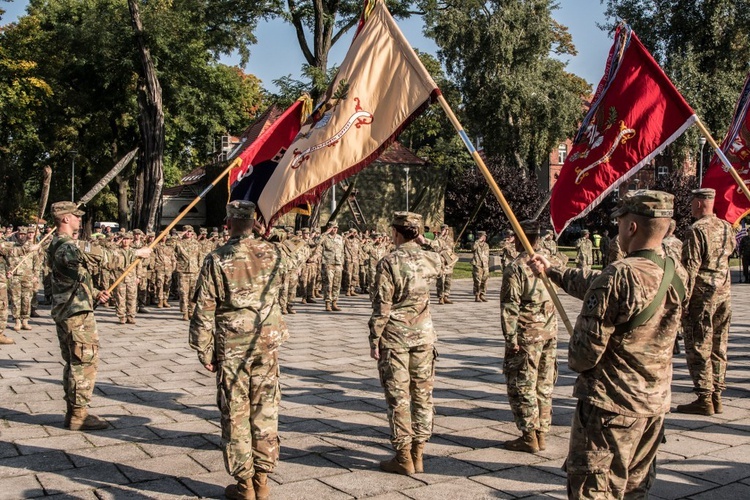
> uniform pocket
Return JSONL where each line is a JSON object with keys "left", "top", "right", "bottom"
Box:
{"left": 72, "top": 343, "right": 98, "bottom": 364}
{"left": 565, "top": 450, "right": 613, "bottom": 498}
{"left": 377, "top": 349, "right": 392, "bottom": 387}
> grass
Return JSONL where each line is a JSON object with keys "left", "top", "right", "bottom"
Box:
{"left": 453, "top": 261, "right": 503, "bottom": 279}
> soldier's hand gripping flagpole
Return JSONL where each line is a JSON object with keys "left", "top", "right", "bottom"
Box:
{"left": 695, "top": 118, "right": 750, "bottom": 204}
{"left": 436, "top": 95, "right": 575, "bottom": 335}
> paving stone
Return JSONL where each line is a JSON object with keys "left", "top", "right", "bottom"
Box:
{"left": 272, "top": 454, "right": 349, "bottom": 484}
{"left": 402, "top": 477, "right": 512, "bottom": 500}
{"left": 68, "top": 443, "right": 151, "bottom": 468}
{"left": 95, "top": 477, "right": 196, "bottom": 499}
{"left": 37, "top": 463, "right": 130, "bottom": 494}
{"left": 471, "top": 465, "right": 566, "bottom": 497}
{"left": 0, "top": 474, "right": 44, "bottom": 499}
{"left": 320, "top": 469, "right": 424, "bottom": 497}
{"left": 649, "top": 469, "right": 716, "bottom": 499}
{"left": 0, "top": 449, "right": 74, "bottom": 477}
{"left": 269, "top": 478, "right": 354, "bottom": 499}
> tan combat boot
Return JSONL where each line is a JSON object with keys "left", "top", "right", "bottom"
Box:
{"left": 380, "top": 448, "right": 415, "bottom": 475}
{"left": 675, "top": 394, "right": 714, "bottom": 416}
{"left": 225, "top": 478, "right": 255, "bottom": 500}
{"left": 253, "top": 472, "right": 270, "bottom": 500}
{"left": 13, "top": 319, "right": 21, "bottom": 332}
{"left": 21, "top": 319, "right": 31, "bottom": 331}
{"left": 182, "top": 311, "right": 189, "bottom": 321}
{"left": 536, "top": 431, "right": 546, "bottom": 451}
{"left": 156, "top": 300, "right": 164, "bottom": 308}
{"left": 68, "top": 408, "right": 109, "bottom": 431}
{"left": 475, "top": 294, "right": 480, "bottom": 302}
{"left": 438, "top": 297, "right": 445, "bottom": 305}
{"left": 480, "top": 294, "right": 488, "bottom": 302}
{"left": 163, "top": 300, "right": 171, "bottom": 308}
{"left": 504, "top": 431, "right": 540, "bottom": 454}
{"left": 712, "top": 392, "right": 723, "bottom": 414}
{"left": 331, "top": 301, "right": 342, "bottom": 312}
{"left": 287, "top": 305, "right": 296, "bottom": 315}
{"left": 411, "top": 441, "right": 426, "bottom": 473}
{"left": 443, "top": 297, "right": 454, "bottom": 304}
{"left": 0, "top": 334, "right": 15, "bottom": 345}
{"left": 325, "top": 301, "right": 332, "bottom": 312}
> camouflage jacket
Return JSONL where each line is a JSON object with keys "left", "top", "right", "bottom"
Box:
{"left": 320, "top": 233, "right": 344, "bottom": 266}
{"left": 8, "top": 241, "right": 39, "bottom": 278}
{"left": 575, "top": 237, "right": 593, "bottom": 265}
{"left": 0, "top": 242, "right": 29, "bottom": 285}
{"left": 608, "top": 236, "right": 624, "bottom": 263}
{"left": 662, "top": 236, "right": 683, "bottom": 261}
{"left": 174, "top": 238, "right": 203, "bottom": 274}
{"left": 48, "top": 234, "right": 135, "bottom": 322}
{"left": 368, "top": 241, "right": 443, "bottom": 350}
{"left": 344, "top": 237, "right": 361, "bottom": 264}
{"left": 471, "top": 240, "right": 490, "bottom": 269}
{"left": 153, "top": 242, "right": 176, "bottom": 272}
{"left": 500, "top": 249, "right": 557, "bottom": 347}
{"left": 547, "top": 249, "right": 688, "bottom": 417}
{"left": 189, "top": 234, "right": 289, "bottom": 366}
{"left": 682, "top": 214, "right": 734, "bottom": 299}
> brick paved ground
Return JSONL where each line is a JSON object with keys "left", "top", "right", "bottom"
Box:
{"left": 1, "top": 277, "right": 749, "bottom": 499}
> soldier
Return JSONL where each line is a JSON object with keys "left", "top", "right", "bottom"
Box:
{"left": 471, "top": 230, "right": 490, "bottom": 302}
{"left": 600, "top": 229, "right": 611, "bottom": 267}
{"left": 320, "top": 221, "right": 345, "bottom": 311}
{"left": 343, "top": 229, "right": 361, "bottom": 296}
{"left": 575, "top": 229, "right": 593, "bottom": 272}
{"left": 740, "top": 232, "right": 750, "bottom": 283}
{"left": 676, "top": 188, "right": 735, "bottom": 415}
{"left": 48, "top": 202, "right": 150, "bottom": 430}
{"left": 0, "top": 237, "right": 36, "bottom": 344}
{"left": 529, "top": 190, "right": 687, "bottom": 498}
{"left": 132, "top": 229, "right": 151, "bottom": 312}
{"left": 501, "top": 221, "right": 557, "bottom": 454}
{"left": 153, "top": 236, "right": 176, "bottom": 308}
{"left": 174, "top": 226, "right": 202, "bottom": 320}
{"left": 608, "top": 231, "right": 624, "bottom": 263}
{"left": 498, "top": 229, "right": 518, "bottom": 271}
{"left": 301, "top": 228, "right": 320, "bottom": 304}
{"left": 662, "top": 219, "right": 682, "bottom": 260}
{"left": 190, "top": 200, "right": 288, "bottom": 500}
{"left": 8, "top": 226, "right": 38, "bottom": 331}
{"left": 113, "top": 232, "right": 138, "bottom": 324}
{"left": 369, "top": 212, "right": 442, "bottom": 476}
{"left": 433, "top": 224, "right": 457, "bottom": 304}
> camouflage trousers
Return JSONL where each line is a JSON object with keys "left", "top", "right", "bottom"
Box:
{"left": 472, "top": 265, "right": 489, "bottom": 296}
{"left": 278, "top": 270, "right": 289, "bottom": 310}
{"left": 287, "top": 268, "right": 301, "bottom": 306}
{"left": 359, "top": 262, "right": 369, "bottom": 292}
{"left": 217, "top": 350, "right": 281, "bottom": 481}
{"left": 137, "top": 271, "right": 149, "bottom": 307}
{"left": 55, "top": 312, "right": 99, "bottom": 408}
{"left": 436, "top": 270, "right": 453, "bottom": 299}
{"left": 115, "top": 274, "right": 138, "bottom": 321}
{"left": 322, "top": 264, "right": 342, "bottom": 303}
{"left": 684, "top": 292, "right": 731, "bottom": 394}
{"left": 9, "top": 275, "right": 34, "bottom": 320}
{"left": 177, "top": 272, "right": 198, "bottom": 314}
{"left": 378, "top": 345, "right": 437, "bottom": 450}
{"left": 565, "top": 401, "right": 663, "bottom": 500}
{"left": 155, "top": 270, "right": 173, "bottom": 304}
{"left": 504, "top": 338, "right": 557, "bottom": 433}
{"left": 343, "top": 261, "right": 360, "bottom": 293}
{"left": 0, "top": 282, "right": 8, "bottom": 331}
{"left": 301, "top": 263, "right": 318, "bottom": 299}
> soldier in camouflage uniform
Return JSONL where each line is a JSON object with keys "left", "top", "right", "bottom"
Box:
{"left": 501, "top": 221, "right": 558, "bottom": 454}
{"left": 190, "top": 200, "right": 288, "bottom": 500}
{"left": 676, "top": 188, "right": 735, "bottom": 416}
{"left": 529, "top": 190, "right": 687, "bottom": 499}
{"left": 49, "top": 202, "right": 150, "bottom": 430}
{"left": 113, "top": 232, "right": 138, "bottom": 324}
{"left": 600, "top": 229, "right": 611, "bottom": 267}
{"left": 8, "top": 227, "right": 39, "bottom": 331}
{"left": 575, "top": 229, "right": 593, "bottom": 272}
{"left": 153, "top": 236, "right": 176, "bottom": 308}
{"left": 432, "top": 224, "right": 457, "bottom": 304}
{"left": 300, "top": 228, "right": 320, "bottom": 304}
{"left": 498, "top": 230, "right": 519, "bottom": 271}
{"left": 343, "top": 229, "right": 361, "bottom": 295}
{"left": 0, "top": 238, "right": 35, "bottom": 344}
{"left": 320, "top": 221, "right": 345, "bottom": 311}
{"left": 174, "top": 226, "right": 202, "bottom": 320}
{"left": 369, "top": 212, "right": 443, "bottom": 476}
{"left": 471, "top": 230, "right": 490, "bottom": 302}
{"left": 132, "top": 229, "right": 151, "bottom": 312}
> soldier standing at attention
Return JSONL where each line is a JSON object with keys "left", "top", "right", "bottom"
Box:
{"left": 369, "top": 212, "right": 443, "bottom": 476}
{"left": 501, "top": 220, "right": 557, "bottom": 454}
{"left": 575, "top": 229, "right": 593, "bottom": 272}
{"left": 8, "top": 226, "right": 37, "bottom": 331}
{"left": 739, "top": 232, "right": 750, "bottom": 283}
{"left": 434, "top": 224, "right": 457, "bottom": 304}
{"left": 174, "top": 226, "right": 202, "bottom": 320}
{"left": 471, "top": 230, "right": 490, "bottom": 302}
{"left": 113, "top": 232, "right": 138, "bottom": 325}
{"left": 529, "top": 190, "right": 687, "bottom": 498}
{"left": 190, "top": 201, "right": 288, "bottom": 500}
{"left": 676, "top": 188, "right": 735, "bottom": 415}
{"left": 49, "top": 202, "right": 150, "bottom": 430}
{"left": 153, "top": 236, "right": 176, "bottom": 308}
{"left": 0, "top": 238, "right": 36, "bottom": 344}
{"left": 320, "top": 221, "right": 345, "bottom": 311}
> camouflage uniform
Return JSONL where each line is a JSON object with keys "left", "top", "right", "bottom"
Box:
{"left": 369, "top": 212, "right": 442, "bottom": 465}
{"left": 189, "top": 201, "right": 288, "bottom": 495}
{"left": 0, "top": 242, "right": 31, "bottom": 343}
{"left": 301, "top": 233, "right": 320, "bottom": 303}
{"left": 8, "top": 231, "right": 38, "bottom": 329}
{"left": 432, "top": 227, "right": 457, "bottom": 303}
{"left": 343, "top": 231, "right": 361, "bottom": 295}
{"left": 608, "top": 235, "right": 624, "bottom": 264}
{"left": 368, "top": 236, "right": 388, "bottom": 300}
{"left": 543, "top": 191, "right": 687, "bottom": 499}
{"left": 174, "top": 227, "right": 202, "bottom": 318}
{"left": 471, "top": 233, "right": 490, "bottom": 300}
{"left": 320, "top": 225, "right": 345, "bottom": 309}
{"left": 153, "top": 238, "right": 176, "bottom": 307}
{"left": 113, "top": 234, "right": 138, "bottom": 323}
{"left": 740, "top": 235, "right": 750, "bottom": 282}
{"left": 575, "top": 232, "right": 593, "bottom": 272}
{"left": 600, "top": 232, "right": 611, "bottom": 267}
{"left": 501, "top": 242, "right": 557, "bottom": 443}
{"left": 681, "top": 196, "right": 734, "bottom": 400}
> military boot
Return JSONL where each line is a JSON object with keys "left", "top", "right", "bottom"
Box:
{"left": 443, "top": 297, "right": 454, "bottom": 305}
{"left": 21, "top": 319, "right": 31, "bottom": 331}
{"left": 675, "top": 394, "right": 714, "bottom": 416}
{"left": 331, "top": 301, "right": 342, "bottom": 312}
{"left": 475, "top": 294, "right": 480, "bottom": 302}
{"left": 68, "top": 408, "right": 108, "bottom": 431}
{"left": 252, "top": 472, "right": 270, "bottom": 500}
{"left": 224, "top": 478, "right": 255, "bottom": 500}
{"left": 182, "top": 312, "right": 189, "bottom": 321}
{"left": 536, "top": 431, "right": 547, "bottom": 451}
{"left": 30, "top": 309, "right": 41, "bottom": 318}
{"left": 379, "top": 448, "right": 415, "bottom": 475}
{"left": 287, "top": 305, "right": 296, "bottom": 315}
{"left": 411, "top": 441, "right": 426, "bottom": 473}
{"left": 0, "top": 334, "right": 15, "bottom": 345}
{"left": 163, "top": 301, "right": 171, "bottom": 308}
{"left": 712, "top": 392, "right": 723, "bottom": 414}
{"left": 156, "top": 301, "right": 164, "bottom": 308}
{"left": 325, "top": 302, "right": 332, "bottom": 312}
{"left": 480, "top": 294, "right": 488, "bottom": 302}
{"left": 438, "top": 297, "right": 445, "bottom": 305}
{"left": 306, "top": 297, "right": 317, "bottom": 304}
{"left": 504, "top": 431, "right": 539, "bottom": 453}
{"left": 13, "top": 320, "right": 21, "bottom": 332}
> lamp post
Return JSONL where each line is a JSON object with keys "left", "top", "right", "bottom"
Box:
{"left": 698, "top": 136, "right": 707, "bottom": 187}
{"left": 70, "top": 150, "right": 78, "bottom": 201}
{"left": 331, "top": 179, "right": 336, "bottom": 213}
{"left": 404, "top": 167, "right": 410, "bottom": 211}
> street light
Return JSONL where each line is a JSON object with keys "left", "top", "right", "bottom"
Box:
{"left": 404, "top": 167, "right": 410, "bottom": 211}
{"left": 698, "top": 136, "right": 707, "bottom": 187}
{"left": 70, "top": 150, "right": 78, "bottom": 201}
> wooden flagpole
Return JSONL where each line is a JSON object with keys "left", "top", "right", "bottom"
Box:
{"left": 695, "top": 118, "right": 750, "bottom": 204}
{"left": 436, "top": 95, "right": 574, "bottom": 335}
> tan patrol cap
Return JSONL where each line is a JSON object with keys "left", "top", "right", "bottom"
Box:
{"left": 691, "top": 188, "right": 716, "bottom": 200}
{"left": 51, "top": 201, "right": 85, "bottom": 218}
{"left": 226, "top": 200, "right": 256, "bottom": 220}
{"left": 122, "top": 232, "right": 134, "bottom": 239}
{"left": 392, "top": 211, "right": 423, "bottom": 229}
{"left": 611, "top": 189, "right": 674, "bottom": 218}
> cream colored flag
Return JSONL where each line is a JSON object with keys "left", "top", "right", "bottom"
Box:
{"left": 256, "top": 0, "right": 440, "bottom": 225}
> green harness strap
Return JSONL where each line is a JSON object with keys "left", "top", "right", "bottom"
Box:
{"left": 614, "top": 249, "right": 686, "bottom": 334}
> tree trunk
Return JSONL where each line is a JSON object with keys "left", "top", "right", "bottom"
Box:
{"left": 128, "top": 0, "right": 164, "bottom": 232}
{"left": 115, "top": 174, "right": 129, "bottom": 228}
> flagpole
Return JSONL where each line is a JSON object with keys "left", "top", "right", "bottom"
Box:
{"left": 436, "top": 95, "right": 574, "bottom": 335}
{"left": 695, "top": 118, "right": 750, "bottom": 204}
{"left": 104, "top": 157, "right": 241, "bottom": 296}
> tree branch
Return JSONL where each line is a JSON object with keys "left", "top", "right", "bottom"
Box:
{"left": 288, "top": 0, "right": 316, "bottom": 66}
{"left": 331, "top": 16, "right": 358, "bottom": 47}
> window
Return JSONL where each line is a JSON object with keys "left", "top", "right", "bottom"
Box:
{"left": 657, "top": 165, "right": 668, "bottom": 177}
{"left": 558, "top": 144, "right": 568, "bottom": 164}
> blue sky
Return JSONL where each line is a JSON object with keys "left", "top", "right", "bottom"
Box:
{"left": 1, "top": 0, "right": 612, "bottom": 90}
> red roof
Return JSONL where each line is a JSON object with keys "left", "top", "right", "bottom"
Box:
{"left": 374, "top": 142, "right": 426, "bottom": 166}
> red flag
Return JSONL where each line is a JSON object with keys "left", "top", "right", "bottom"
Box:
{"left": 701, "top": 72, "right": 750, "bottom": 226}
{"left": 550, "top": 25, "right": 697, "bottom": 236}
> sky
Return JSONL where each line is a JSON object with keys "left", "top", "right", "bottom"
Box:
{"left": 1, "top": 0, "right": 612, "bottom": 90}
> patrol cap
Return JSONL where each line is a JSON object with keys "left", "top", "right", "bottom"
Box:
{"left": 17, "top": 226, "right": 27, "bottom": 233}
{"left": 147, "top": 231, "right": 155, "bottom": 237}
{"left": 51, "top": 201, "right": 85, "bottom": 218}
{"left": 477, "top": 230, "right": 487, "bottom": 237}
{"left": 503, "top": 229, "right": 514, "bottom": 238}
{"left": 133, "top": 229, "right": 144, "bottom": 236}
{"left": 26, "top": 226, "right": 36, "bottom": 234}
{"left": 328, "top": 221, "right": 339, "bottom": 228}
{"left": 392, "top": 211, "right": 423, "bottom": 229}
{"left": 611, "top": 189, "right": 674, "bottom": 218}
{"left": 518, "top": 220, "right": 540, "bottom": 237}
{"left": 226, "top": 200, "right": 256, "bottom": 220}
{"left": 211, "top": 227, "right": 219, "bottom": 234}
{"left": 302, "top": 227, "right": 310, "bottom": 234}
{"left": 182, "top": 225, "right": 194, "bottom": 232}
{"left": 350, "top": 228, "right": 358, "bottom": 234}
{"left": 691, "top": 188, "right": 716, "bottom": 200}
{"left": 122, "top": 232, "right": 134, "bottom": 239}
{"left": 581, "top": 229, "right": 590, "bottom": 235}
{"left": 199, "top": 227, "right": 208, "bottom": 234}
